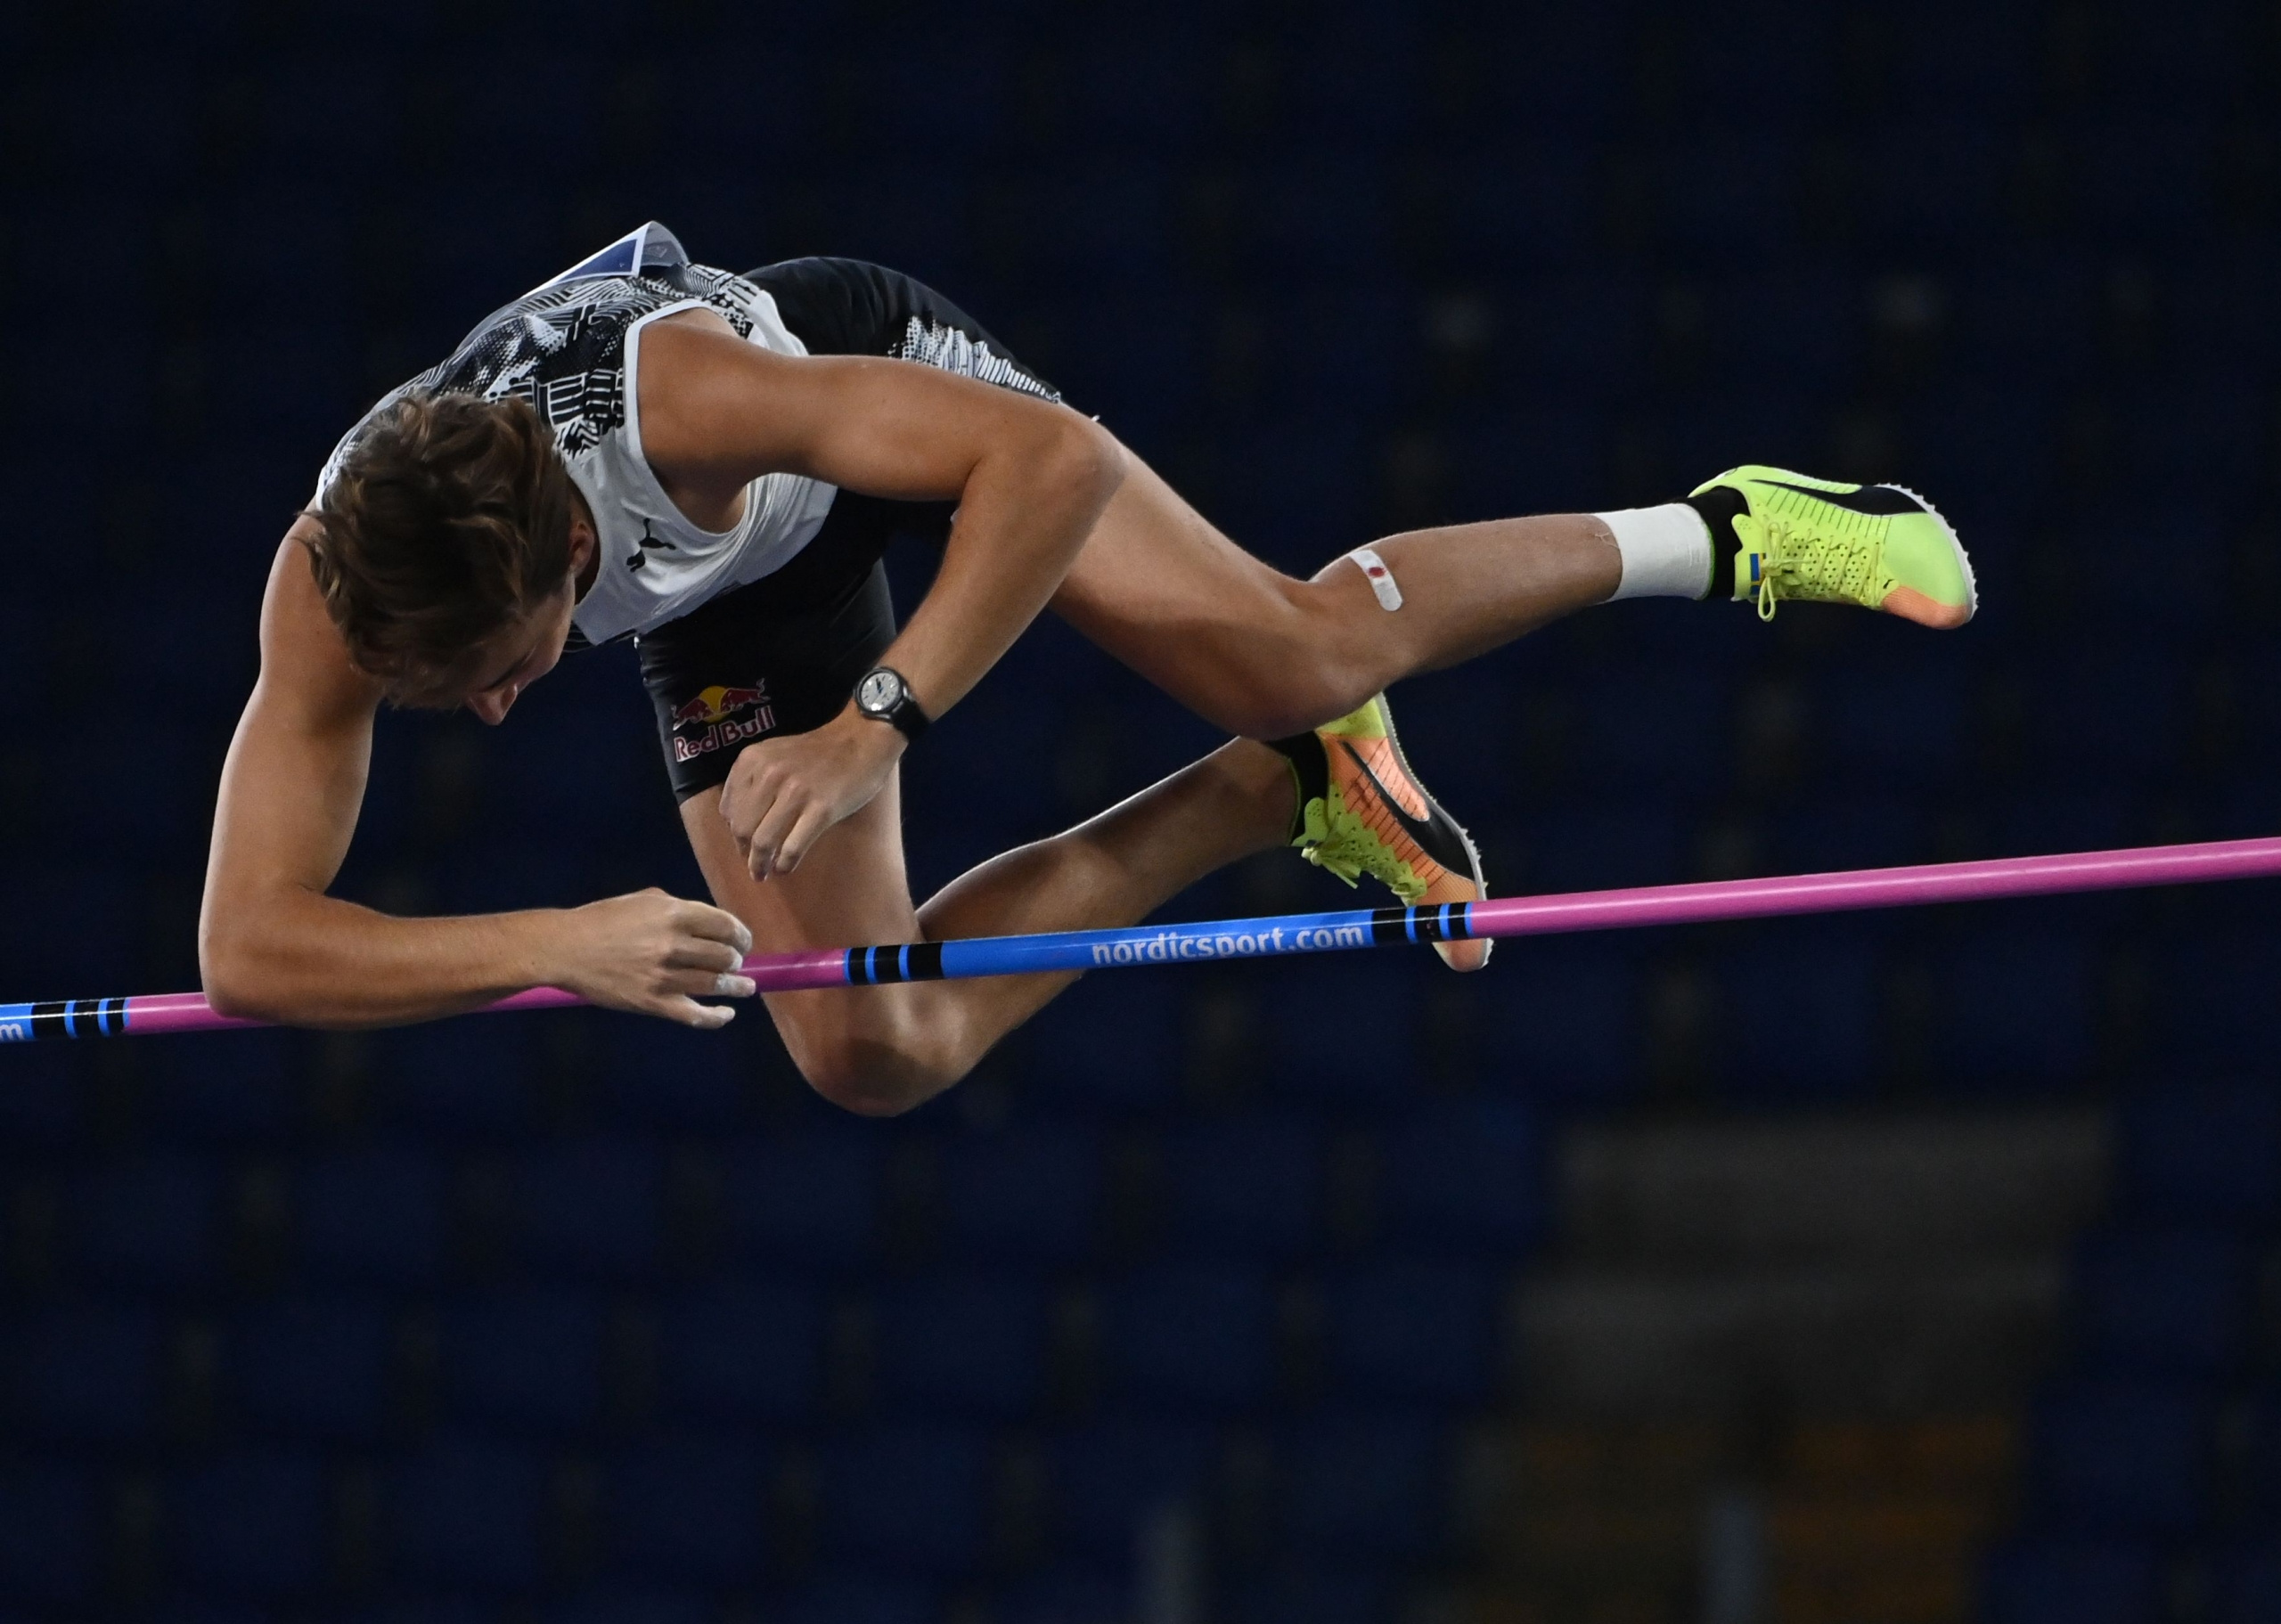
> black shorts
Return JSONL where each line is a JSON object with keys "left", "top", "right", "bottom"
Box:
{"left": 636, "top": 257, "right": 1063, "bottom": 801}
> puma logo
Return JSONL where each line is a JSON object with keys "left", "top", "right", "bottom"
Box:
{"left": 625, "top": 518, "right": 677, "bottom": 571}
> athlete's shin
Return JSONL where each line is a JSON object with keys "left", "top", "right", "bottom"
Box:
{"left": 920, "top": 740, "right": 1292, "bottom": 948}
{"left": 1296, "top": 513, "right": 1625, "bottom": 697}
{"left": 903, "top": 740, "right": 1294, "bottom": 1072}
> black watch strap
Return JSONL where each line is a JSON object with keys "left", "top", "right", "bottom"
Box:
{"left": 854, "top": 665, "right": 930, "bottom": 741}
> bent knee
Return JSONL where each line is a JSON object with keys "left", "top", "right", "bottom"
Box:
{"left": 801, "top": 1056, "right": 953, "bottom": 1119}
{"left": 780, "top": 1006, "right": 974, "bottom": 1118}
{"left": 1208, "top": 653, "right": 1381, "bottom": 740}
{"left": 1195, "top": 591, "right": 1389, "bottom": 739}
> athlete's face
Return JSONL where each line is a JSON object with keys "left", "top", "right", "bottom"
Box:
{"left": 459, "top": 519, "right": 596, "bottom": 725}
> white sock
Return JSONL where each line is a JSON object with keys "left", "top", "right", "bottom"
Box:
{"left": 1596, "top": 503, "right": 1714, "bottom": 601}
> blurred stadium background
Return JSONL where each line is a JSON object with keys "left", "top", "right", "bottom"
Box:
{"left": 5, "top": 2, "right": 2281, "bottom": 1621}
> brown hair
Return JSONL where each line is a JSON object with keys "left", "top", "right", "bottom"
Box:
{"left": 303, "top": 392, "right": 576, "bottom": 706}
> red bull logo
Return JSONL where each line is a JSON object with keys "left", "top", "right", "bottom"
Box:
{"left": 671, "top": 683, "right": 769, "bottom": 728}
{"left": 670, "top": 681, "right": 776, "bottom": 763}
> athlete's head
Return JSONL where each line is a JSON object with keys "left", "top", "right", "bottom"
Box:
{"left": 303, "top": 392, "right": 592, "bottom": 715}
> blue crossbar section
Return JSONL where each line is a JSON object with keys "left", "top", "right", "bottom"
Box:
{"left": 0, "top": 904, "right": 1480, "bottom": 1032}
{"left": 841, "top": 903, "right": 1474, "bottom": 986}
{"left": 0, "top": 998, "right": 127, "bottom": 1042}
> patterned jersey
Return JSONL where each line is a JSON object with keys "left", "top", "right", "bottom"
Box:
{"left": 315, "top": 222, "right": 838, "bottom": 647}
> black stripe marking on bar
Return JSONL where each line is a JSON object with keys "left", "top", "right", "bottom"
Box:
{"left": 1369, "top": 908, "right": 1408, "bottom": 946}
{"left": 854, "top": 943, "right": 944, "bottom": 986}
{"left": 842, "top": 949, "right": 867, "bottom": 986}
{"left": 30, "top": 1001, "right": 68, "bottom": 1040}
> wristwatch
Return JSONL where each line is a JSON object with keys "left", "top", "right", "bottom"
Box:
{"left": 854, "top": 665, "right": 930, "bottom": 741}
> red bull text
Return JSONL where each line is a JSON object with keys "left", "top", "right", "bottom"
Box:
{"left": 671, "top": 683, "right": 776, "bottom": 763}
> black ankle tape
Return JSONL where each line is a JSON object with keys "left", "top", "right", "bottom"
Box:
{"left": 1685, "top": 487, "right": 1750, "bottom": 601}
{"left": 1264, "top": 732, "right": 1329, "bottom": 841}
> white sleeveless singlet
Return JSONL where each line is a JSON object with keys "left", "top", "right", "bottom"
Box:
{"left": 313, "top": 222, "right": 838, "bottom": 647}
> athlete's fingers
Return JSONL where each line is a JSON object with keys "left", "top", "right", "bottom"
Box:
{"left": 745, "top": 788, "right": 806, "bottom": 880}
{"left": 744, "top": 809, "right": 775, "bottom": 878}
{"left": 659, "top": 966, "right": 756, "bottom": 1000}
{"left": 658, "top": 994, "right": 737, "bottom": 1030}
{"left": 720, "top": 796, "right": 753, "bottom": 852}
{"left": 662, "top": 937, "right": 745, "bottom": 975}
{"left": 772, "top": 802, "right": 839, "bottom": 875}
{"left": 732, "top": 777, "right": 789, "bottom": 868}
{"left": 716, "top": 767, "right": 761, "bottom": 845}
{"left": 715, "top": 773, "right": 746, "bottom": 835}
{"left": 674, "top": 901, "right": 754, "bottom": 955}
{"left": 723, "top": 752, "right": 790, "bottom": 843}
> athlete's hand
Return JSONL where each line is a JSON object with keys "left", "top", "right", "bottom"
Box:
{"left": 554, "top": 888, "right": 756, "bottom": 1029}
{"left": 719, "top": 707, "right": 905, "bottom": 879}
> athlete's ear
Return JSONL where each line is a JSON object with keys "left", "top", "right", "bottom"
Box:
{"left": 565, "top": 515, "right": 597, "bottom": 577}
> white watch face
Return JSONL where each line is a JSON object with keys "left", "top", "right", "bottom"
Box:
{"left": 858, "top": 670, "right": 901, "bottom": 713}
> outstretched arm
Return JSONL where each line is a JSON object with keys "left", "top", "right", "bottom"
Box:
{"left": 635, "top": 322, "right": 1127, "bottom": 878}
{"left": 199, "top": 522, "right": 756, "bottom": 1030}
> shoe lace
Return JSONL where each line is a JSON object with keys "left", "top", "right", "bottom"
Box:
{"left": 1752, "top": 517, "right": 1876, "bottom": 622}
{"left": 1295, "top": 797, "right": 1425, "bottom": 902}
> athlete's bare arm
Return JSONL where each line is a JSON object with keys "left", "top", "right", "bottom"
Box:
{"left": 635, "top": 319, "right": 1126, "bottom": 878}
{"left": 199, "top": 518, "right": 756, "bottom": 1030}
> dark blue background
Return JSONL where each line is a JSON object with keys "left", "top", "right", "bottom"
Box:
{"left": 4, "top": 2, "right": 2280, "bottom": 1620}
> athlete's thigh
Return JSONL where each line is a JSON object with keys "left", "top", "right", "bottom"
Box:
{"left": 680, "top": 771, "right": 922, "bottom": 1043}
{"left": 1051, "top": 449, "right": 1337, "bottom": 723}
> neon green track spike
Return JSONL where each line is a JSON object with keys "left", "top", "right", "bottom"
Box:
{"left": 1691, "top": 465, "right": 1977, "bottom": 627}
{"left": 1288, "top": 695, "right": 1492, "bottom": 972}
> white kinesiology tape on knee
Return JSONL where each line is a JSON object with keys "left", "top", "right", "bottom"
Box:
{"left": 1596, "top": 504, "right": 1714, "bottom": 601}
{"left": 1347, "top": 546, "right": 1403, "bottom": 610}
